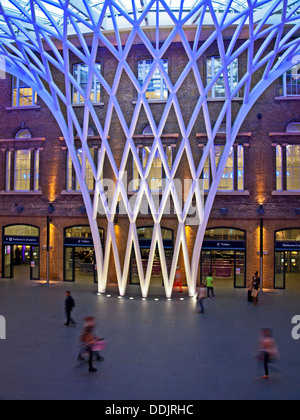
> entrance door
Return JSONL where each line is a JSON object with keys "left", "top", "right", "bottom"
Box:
{"left": 235, "top": 251, "right": 246, "bottom": 288}
{"left": 275, "top": 251, "right": 285, "bottom": 289}
{"left": 201, "top": 250, "right": 246, "bottom": 288}
{"left": 31, "top": 246, "right": 40, "bottom": 280}
{"left": 12, "top": 245, "right": 31, "bottom": 280}
{"left": 130, "top": 227, "right": 174, "bottom": 287}
{"left": 275, "top": 251, "right": 300, "bottom": 289}
{"left": 3, "top": 245, "right": 13, "bottom": 278}
{"left": 131, "top": 247, "right": 173, "bottom": 286}
{"left": 212, "top": 250, "right": 234, "bottom": 287}
{"left": 286, "top": 251, "right": 300, "bottom": 289}
{"left": 64, "top": 246, "right": 96, "bottom": 283}
{"left": 2, "top": 225, "right": 40, "bottom": 280}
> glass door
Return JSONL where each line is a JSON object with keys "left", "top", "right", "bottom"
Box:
{"left": 212, "top": 250, "right": 234, "bottom": 287}
{"left": 3, "top": 245, "right": 13, "bottom": 278}
{"left": 235, "top": 251, "right": 246, "bottom": 288}
{"left": 30, "top": 246, "right": 40, "bottom": 280}
{"left": 274, "top": 251, "right": 285, "bottom": 289}
{"left": 285, "top": 251, "right": 300, "bottom": 290}
{"left": 64, "top": 247, "right": 74, "bottom": 281}
{"left": 201, "top": 251, "right": 211, "bottom": 284}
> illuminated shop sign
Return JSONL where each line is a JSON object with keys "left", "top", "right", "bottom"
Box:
{"left": 276, "top": 241, "right": 300, "bottom": 251}
{"left": 3, "top": 235, "right": 39, "bottom": 245}
{"left": 64, "top": 237, "right": 94, "bottom": 246}
{"left": 202, "top": 240, "right": 245, "bottom": 250}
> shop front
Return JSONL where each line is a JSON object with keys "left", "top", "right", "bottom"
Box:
{"left": 64, "top": 225, "right": 104, "bottom": 283}
{"left": 201, "top": 228, "right": 246, "bottom": 288}
{"left": 275, "top": 229, "right": 300, "bottom": 289}
{"left": 2, "top": 224, "right": 40, "bottom": 280}
{"left": 130, "top": 227, "right": 173, "bottom": 286}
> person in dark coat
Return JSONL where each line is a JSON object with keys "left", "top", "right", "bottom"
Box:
{"left": 64, "top": 291, "right": 76, "bottom": 326}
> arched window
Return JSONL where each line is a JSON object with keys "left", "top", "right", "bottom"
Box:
{"left": 15, "top": 129, "right": 32, "bottom": 139}
{"left": 142, "top": 125, "right": 153, "bottom": 136}
{"left": 286, "top": 122, "right": 300, "bottom": 132}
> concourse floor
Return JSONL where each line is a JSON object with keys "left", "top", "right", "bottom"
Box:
{"left": 0, "top": 279, "right": 300, "bottom": 401}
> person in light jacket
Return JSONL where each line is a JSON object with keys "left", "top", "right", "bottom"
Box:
{"left": 197, "top": 284, "right": 207, "bottom": 313}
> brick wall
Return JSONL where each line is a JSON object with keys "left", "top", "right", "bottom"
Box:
{"left": 0, "top": 38, "right": 299, "bottom": 289}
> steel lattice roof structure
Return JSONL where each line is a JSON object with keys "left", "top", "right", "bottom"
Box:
{"left": 0, "top": 0, "right": 300, "bottom": 297}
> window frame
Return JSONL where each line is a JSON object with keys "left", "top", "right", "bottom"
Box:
{"left": 72, "top": 63, "right": 101, "bottom": 105}
{"left": 206, "top": 56, "right": 239, "bottom": 99}
{"left": 12, "top": 77, "right": 37, "bottom": 107}
{"left": 14, "top": 149, "right": 32, "bottom": 192}
{"left": 203, "top": 144, "right": 244, "bottom": 192}
{"left": 138, "top": 59, "right": 169, "bottom": 101}
{"left": 276, "top": 135, "right": 300, "bottom": 192}
{"left": 66, "top": 147, "right": 96, "bottom": 192}
{"left": 132, "top": 145, "right": 173, "bottom": 192}
{"left": 281, "top": 58, "right": 300, "bottom": 97}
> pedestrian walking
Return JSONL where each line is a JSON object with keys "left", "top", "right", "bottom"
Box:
{"left": 174, "top": 266, "right": 183, "bottom": 293}
{"left": 77, "top": 316, "right": 105, "bottom": 372}
{"left": 64, "top": 291, "right": 76, "bottom": 326}
{"left": 256, "top": 328, "right": 279, "bottom": 379}
{"left": 251, "top": 271, "right": 260, "bottom": 306}
{"left": 206, "top": 272, "right": 215, "bottom": 299}
{"left": 197, "top": 284, "right": 206, "bottom": 313}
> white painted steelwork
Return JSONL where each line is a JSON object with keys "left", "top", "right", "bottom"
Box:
{"left": 0, "top": 1, "right": 299, "bottom": 297}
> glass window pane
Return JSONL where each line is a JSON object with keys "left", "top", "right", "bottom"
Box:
{"left": 4, "top": 225, "right": 39, "bottom": 236}
{"left": 206, "top": 57, "right": 238, "bottom": 98}
{"left": 237, "top": 145, "right": 244, "bottom": 191}
{"left": 216, "top": 146, "right": 234, "bottom": 191}
{"left": 286, "top": 145, "right": 300, "bottom": 191}
{"left": 14, "top": 150, "right": 31, "bottom": 191}
{"left": 276, "top": 145, "right": 282, "bottom": 190}
{"left": 76, "top": 148, "right": 94, "bottom": 191}
{"left": 73, "top": 63, "right": 101, "bottom": 104}
{"left": 12, "top": 77, "right": 36, "bottom": 107}
{"left": 6, "top": 150, "right": 11, "bottom": 192}
{"left": 138, "top": 59, "right": 168, "bottom": 100}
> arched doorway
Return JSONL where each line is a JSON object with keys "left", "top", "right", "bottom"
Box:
{"left": 201, "top": 227, "right": 246, "bottom": 288}
{"left": 2, "top": 224, "right": 40, "bottom": 280}
{"left": 275, "top": 228, "right": 300, "bottom": 289}
{"left": 64, "top": 225, "right": 104, "bottom": 283}
{"left": 130, "top": 226, "right": 174, "bottom": 286}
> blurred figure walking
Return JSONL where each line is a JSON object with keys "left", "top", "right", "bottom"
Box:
{"left": 77, "top": 316, "right": 105, "bottom": 372}
{"left": 257, "top": 328, "right": 279, "bottom": 379}
{"left": 174, "top": 267, "right": 183, "bottom": 293}
{"left": 197, "top": 284, "right": 207, "bottom": 313}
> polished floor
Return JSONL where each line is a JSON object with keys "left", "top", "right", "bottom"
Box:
{"left": 0, "top": 279, "right": 300, "bottom": 400}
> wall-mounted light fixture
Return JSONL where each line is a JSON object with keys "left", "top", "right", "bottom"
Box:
{"left": 257, "top": 113, "right": 262, "bottom": 120}
{"left": 17, "top": 206, "right": 24, "bottom": 213}
{"left": 220, "top": 207, "right": 228, "bottom": 215}
{"left": 48, "top": 203, "right": 55, "bottom": 213}
{"left": 257, "top": 204, "right": 265, "bottom": 215}
{"left": 79, "top": 206, "right": 86, "bottom": 214}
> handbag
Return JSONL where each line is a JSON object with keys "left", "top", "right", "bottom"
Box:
{"left": 91, "top": 339, "right": 107, "bottom": 352}
{"left": 251, "top": 289, "right": 258, "bottom": 298}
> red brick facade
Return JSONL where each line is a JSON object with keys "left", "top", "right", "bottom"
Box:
{"left": 0, "top": 37, "right": 299, "bottom": 290}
